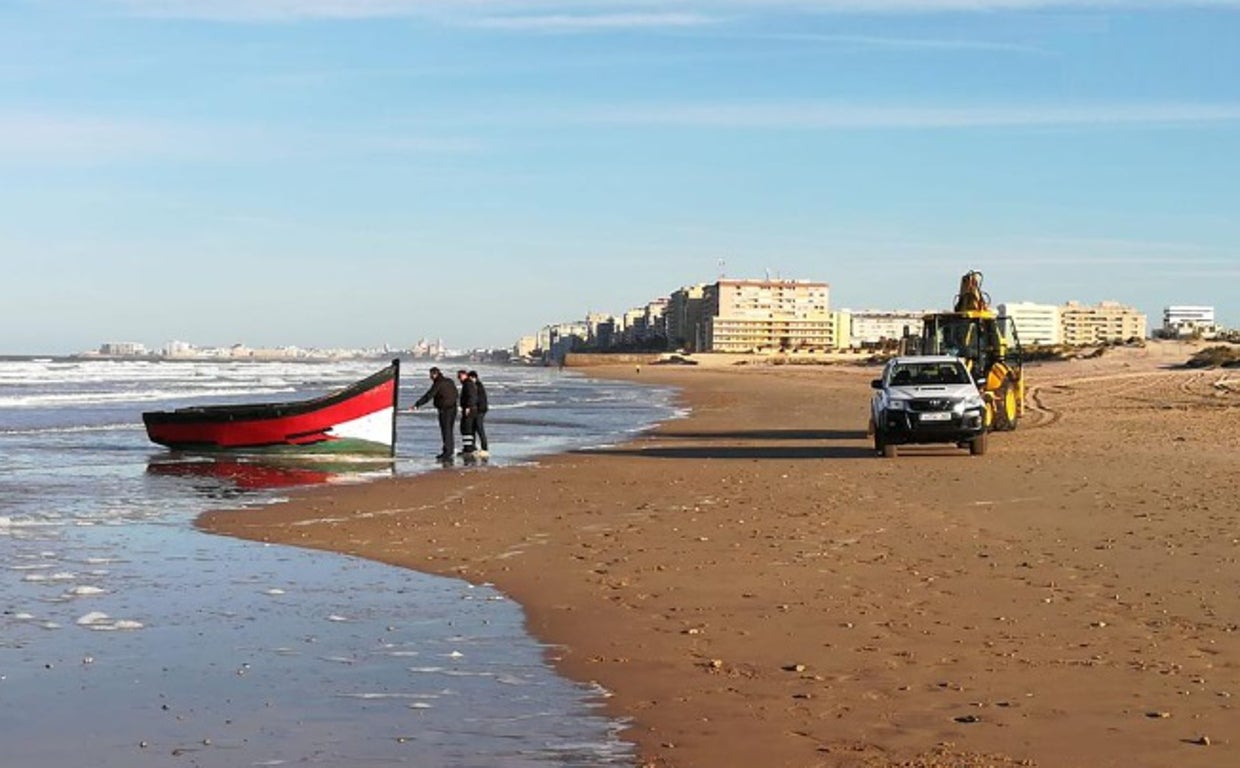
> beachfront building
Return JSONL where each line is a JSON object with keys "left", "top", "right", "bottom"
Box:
{"left": 827, "top": 310, "right": 852, "bottom": 351}
{"left": 998, "top": 302, "right": 1062, "bottom": 346}
{"left": 644, "top": 298, "right": 669, "bottom": 347}
{"left": 98, "top": 341, "right": 148, "bottom": 357}
{"left": 700, "top": 279, "right": 832, "bottom": 353}
{"left": 585, "top": 312, "right": 616, "bottom": 348}
{"left": 667, "top": 284, "right": 708, "bottom": 351}
{"left": 513, "top": 336, "right": 538, "bottom": 359}
{"left": 1160, "top": 305, "right": 1220, "bottom": 339}
{"left": 1060, "top": 301, "right": 1148, "bottom": 345}
{"left": 162, "top": 340, "right": 196, "bottom": 358}
{"left": 846, "top": 310, "right": 933, "bottom": 349}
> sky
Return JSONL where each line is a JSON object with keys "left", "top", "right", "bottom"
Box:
{"left": 2, "top": 0, "right": 1238, "bottom": 354}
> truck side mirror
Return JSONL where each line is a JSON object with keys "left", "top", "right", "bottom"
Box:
{"left": 870, "top": 379, "right": 883, "bottom": 390}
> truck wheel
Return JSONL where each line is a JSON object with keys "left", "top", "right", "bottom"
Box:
{"left": 993, "top": 381, "right": 1019, "bottom": 431}
{"left": 882, "top": 443, "right": 898, "bottom": 459}
{"left": 969, "top": 432, "right": 988, "bottom": 456}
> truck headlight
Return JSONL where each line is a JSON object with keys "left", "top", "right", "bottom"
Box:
{"left": 962, "top": 394, "right": 985, "bottom": 410}
{"left": 887, "top": 399, "right": 908, "bottom": 411}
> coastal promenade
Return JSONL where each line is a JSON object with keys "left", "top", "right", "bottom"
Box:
{"left": 200, "top": 350, "right": 1240, "bottom": 768}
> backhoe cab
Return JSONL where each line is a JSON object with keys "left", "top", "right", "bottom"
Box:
{"left": 909, "top": 271, "right": 1025, "bottom": 431}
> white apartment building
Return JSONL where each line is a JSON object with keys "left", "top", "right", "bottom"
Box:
{"left": 98, "top": 342, "right": 147, "bottom": 356}
{"left": 846, "top": 310, "right": 934, "bottom": 347}
{"left": 1060, "top": 301, "right": 1147, "bottom": 345}
{"left": 998, "top": 302, "right": 1062, "bottom": 346}
{"left": 1161, "top": 305, "right": 1219, "bottom": 339}
{"left": 702, "top": 279, "right": 832, "bottom": 353}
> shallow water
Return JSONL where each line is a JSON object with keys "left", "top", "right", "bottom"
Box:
{"left": 0, "top": 359, "right": 679, "bottom": 766}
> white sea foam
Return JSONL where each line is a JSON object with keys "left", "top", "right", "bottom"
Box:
{"left": 23, "top": 571, "right": 76, "bottom": 583}
{"left": 0, "top": 423, "right": 141, "bottom": 436}
{"left": 73, "top": 611, "right": 142, "bottom": 630}
{"left": 65, "top": 585, "right": 107, "bottom": 597}
{"left": 0, "top": 386, "right": 297, "bottom": 408}
{"left": 489, "top": 399, "right": 554, "bottom": 410}
{"left": 338, "top": 692, "right": 440, "bottom": 701}
{"left": 263, "top": 588, "right": 287, "bottom": 596}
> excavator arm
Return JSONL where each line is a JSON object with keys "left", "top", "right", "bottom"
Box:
{"left": 953, "top": 270, "right": 991, "bottom": 314}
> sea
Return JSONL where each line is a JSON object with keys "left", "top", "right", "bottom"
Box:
{"left": 0, "top": 357, "right": 680, "bottom": 768}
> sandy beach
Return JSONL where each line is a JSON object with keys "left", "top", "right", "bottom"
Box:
{"left": 200, "top": 344, "right": 1240, "bottom": 768}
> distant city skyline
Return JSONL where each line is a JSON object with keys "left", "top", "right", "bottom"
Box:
{"left": 2, "top": 1, "right": 1238, "bottom": 354}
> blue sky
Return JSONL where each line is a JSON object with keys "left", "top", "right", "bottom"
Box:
{"left": 2, "top": 0, "right": 1238, "bottom": 353}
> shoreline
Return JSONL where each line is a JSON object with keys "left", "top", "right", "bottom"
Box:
{"left": 199, "top": 353, "right": 1240, "bottom": 768}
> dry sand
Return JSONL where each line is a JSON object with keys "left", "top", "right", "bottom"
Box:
{"left": 200, "top": 344, "right": 1240, "bottom": 768}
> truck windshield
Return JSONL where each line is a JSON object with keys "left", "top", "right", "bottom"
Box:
{"left": 888, "top": 362, "right": 971, "bottom": 386}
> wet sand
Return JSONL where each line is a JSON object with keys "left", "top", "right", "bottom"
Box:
{"left": 200, "top": 345, "right": 1240, "bottom": 767}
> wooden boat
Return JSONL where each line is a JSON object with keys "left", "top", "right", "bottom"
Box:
{"left": 142, "top": 360, "right": 399, "bottom": 456}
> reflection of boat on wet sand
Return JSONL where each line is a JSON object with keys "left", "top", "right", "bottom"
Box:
{"left": 147, "top": 456, "right": 394, "bottom": 491}
{"left": 142, "top": 360, "right": 399, "bottom": 456}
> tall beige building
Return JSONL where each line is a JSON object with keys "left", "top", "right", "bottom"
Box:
{"left": 702, "top": 279, "right": 831, "bottom": 353}
{"left": 667, "top": 284, "right": 708, "bottom": 351}
{"left": 1060, "top": 301, "right": 1147, "bottom": 345}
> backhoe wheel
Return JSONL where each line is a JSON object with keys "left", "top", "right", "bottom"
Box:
{"left": 882, "top": 443, "right": 898, "bottom": 459}
{"left": 969, "top": 431, "right": 989, "bottom": 456}
{"left": 993, "top": 379, "right": 1019, "bottom": 431}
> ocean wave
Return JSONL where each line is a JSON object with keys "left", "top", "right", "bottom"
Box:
{"left": 0, "top": 386, "right": 297, "bottom": 408}
{"left": 0, "top": 423, "right": 142, "bottom": 436}
{"left": 488, "top": 400, "right": 555, "bottom": 410}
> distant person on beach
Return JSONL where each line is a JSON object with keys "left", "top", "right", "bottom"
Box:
{"left": 469, "top": 370, "right": 489, "bottom": 457}
{"left": 457, "top": 369, "right": 478, "bottom": 455}
{"left": 413, "top": 367, "right": 458, "bottom": 460}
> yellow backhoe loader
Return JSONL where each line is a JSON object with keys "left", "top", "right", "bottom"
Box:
{"left": 910, "top": 271, "right": 1025, "bottom": 430}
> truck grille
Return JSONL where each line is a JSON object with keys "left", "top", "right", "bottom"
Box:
{"left": 908, "top": 398, "right": 957, "bottom": 412}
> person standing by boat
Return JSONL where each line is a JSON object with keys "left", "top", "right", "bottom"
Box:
{"left": 413, "top": 367, "right": 458, "bottom": 460}
{"left": 469, "top": 370, "right": 489, "bottom": 458}
{"left": 456, "top": 369, "right": 478, "bottom": 455}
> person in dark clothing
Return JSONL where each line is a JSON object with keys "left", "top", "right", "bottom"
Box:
{"left": 456, "top": 369, "right": 478, "bottom": 455}
{"left": 468, "top": 370, "right": 489, "bottom": 456}
{"left": 412, "top": 366, "right": 458, "bottom": 460}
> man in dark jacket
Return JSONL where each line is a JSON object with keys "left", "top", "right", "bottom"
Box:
{"left": 413, "top": 367, "right": 458, "bottom": 460}
{"left": 456, "top": 369, "right": 478, "bottom": 455}
{"left": 468, "top": 370, "right": 489, "bottom": 457}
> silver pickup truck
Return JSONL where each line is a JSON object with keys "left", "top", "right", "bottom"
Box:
{"left": 870, "top": 355, "right": 988, "bottom": 458}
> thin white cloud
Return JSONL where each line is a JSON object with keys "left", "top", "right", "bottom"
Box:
{"left": 100, "top": 0, "right": 1240, "bottom": 21}
{"left": 468, "top": 13, "right": 718, "bottom": 31}
{"left": 744, "top": 32, "right": 1051, "bottom": 55}
{"left": 0, "top": 113, "right": 173, "bottom": 163}
{"left": 0, "top": 112, "right": 483, "bottom": 165}
{"left": 576, "top": 101, "right": 1240, "bottom": 129}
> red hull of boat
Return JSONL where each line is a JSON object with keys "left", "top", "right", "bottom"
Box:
{"left": 142, "top": 361, "right": 400, "bottom": 456}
